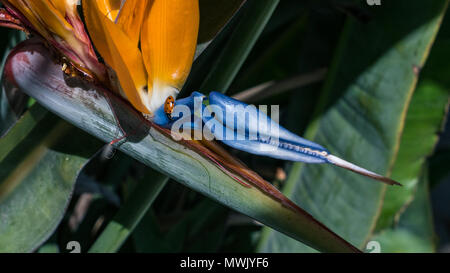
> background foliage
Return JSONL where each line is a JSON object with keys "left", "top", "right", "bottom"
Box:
{"left": 0, "top": 0, "right": 449, "bottom": 253}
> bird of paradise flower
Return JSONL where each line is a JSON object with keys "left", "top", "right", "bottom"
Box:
{"left": 0, "top": 0, "right": 401, "bottom": 189}
{"left": 0, "top": 0, "right": 402, "bottom": 253}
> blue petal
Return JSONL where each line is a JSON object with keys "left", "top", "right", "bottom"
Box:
{"left": 208, "top": 92, "right": 327, "bottom": 151}
{"left": 206, "top": 92, "right": 329, "bottom": 163}
{"left": 153, "top": 92, "right": 205, "bottom": 127}
{"left": 153, "top": 92, "right": 400, "bottom": 185}
{"left": 153, "top": 106, "right": 171, "bottom": 126}
{"left": 154, "top": 91, "right": 329, "bottom": 163}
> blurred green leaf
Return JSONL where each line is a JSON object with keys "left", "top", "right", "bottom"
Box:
{"left": 133, "top": 199, "right": 228, "bottom": 253}
{"left": 376, "top": 10, "right": 450, "bottom": 229}
{"left": 59, "top": 194, "right": 117, "bottom": 252}
{"left": 132, "top": 209, "right": 172, "bottom": 253}
{"left": 229, "top": 15, "right": 309, "bottom": 96}
{"left": 372, "top": 229, "right": 433, "bottom": 253}
{"left": 195, "top": 0, "right": 246, "bottom": 59}
{"left": 429, "top": 148, "right": 450, "bottom": 187}
{"left": 376, "top": 81, "right": 449, "bottom": 230}
{"left": 89, "top": 169, "right": 168, "bottom": 253}
{"left": 197, "top": 0, "right": 246, "bottom": 48}
{"left": 257, "top": 0, "right": 448, "bottom": 252}
{"left": 37, "top": 234, "right": 59, "bottom": 253}
{"left": 200, "top": 0, "right": 280, "bottom": 94}
{"left": 284, "top": 11, "right": 345, "bottom": 135}
{"left": 372, "top": 168, "right": 435, "bottom": 253}
{"left": 166, "top": 199, "right": 228, "bottom": 253}
{"left": 0, "top": 104, "right": 47, "bottom": 160}
{"left": 0, "top": 105, "right": 102, "bottom": 252}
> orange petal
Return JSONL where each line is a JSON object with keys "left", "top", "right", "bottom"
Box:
{"left": 141, "top": 0, "right": 200, "bottom": 112}
{"left": 6, "top": 0, "right": 52, "bottom": 39}
{"left": 5, "top": 0, "right": 102, "bottom": 76}
{"left": 84, "top": 0, "right": 150, "bottom": 114}
{"left": 48, "top": 0, "right": 77, "bottom": 16}
{"left": 95, "top": 0, "right": 122, "bottom": 21}
{"left": 25, "top": 0, "right": 74, "bottom": 38}
{"left": 115, "top": 0, "right": 148, "bottom": 46}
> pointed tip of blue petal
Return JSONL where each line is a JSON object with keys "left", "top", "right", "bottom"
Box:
{"left": 327, "top": 155, "right": 402, "bottom": 186}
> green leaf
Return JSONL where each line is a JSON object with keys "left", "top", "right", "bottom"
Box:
{"left": 0, "top": 104, "right": 47, "bottom": 161}
{"left": 371, "top": 229, "right": 433, "bottom": 253}
{"left": 5, "top": 39, "right": 360, "bottom": 253}
{"left": 200, "top": 0, "right": 280, "bottom": 94}
{"left": 132, "top": 209, "right": 173, "bottom": 253}
{"left": 0, "top": 105, "right": 102, "bottom": 252}
{"left": 89, "top": 169, "right": 168, "bottom": 253}
{"left": 257, "top": 0, "right": 448, "bottom": 252}
{"left": 196, "top": 0, "right": 246, "bottom": 56}
{"left": 37, "top": 234, "right": 59, "bottom": 253}
{"left": 372, "top": 168, "right": 435, "bottom": 253}
{"left": 376, "top": 79, "right": 449, "bottom": 230}
{"left": 133, "top": 199, "right": 228, "bottom": 253}
{"left": 164, "top": 199, "right": 229, "bottom": 252}
{"left": 229, "top": 14, "right": 309, "bottom": 97}
{"left": 376, "top": 10, "right": 450, "bottom": 229}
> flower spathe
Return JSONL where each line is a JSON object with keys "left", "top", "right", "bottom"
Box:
{"left": 2, "top": 0, "right": 106, "bottom": 80}
{"left": 84, "top": 0, "right": 200, "bottom": 115}
{"left": 3, "top": 0, "right": 200, "bottom": 115}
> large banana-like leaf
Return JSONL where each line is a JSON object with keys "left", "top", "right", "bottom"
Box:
{"left": 372, "top": 168, "right": 435, "bottom": 253}
{"left": 3, "top": 39, "right": 360, "bottom": 253}
{"left": 0, "top": 104, "right": 102, "bottom": 252}
{"left": 376, "top": 13, "right": 450, "bottom": 230}
{"left": 376, "top": 75, "right": 449, "bottom": 230}
{"left": 257, "top": 0, "right": 448, "bottom": 252}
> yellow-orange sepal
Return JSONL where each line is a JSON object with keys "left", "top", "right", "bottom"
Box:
{"left": 141, "top": 0, "right": 200, "bottom": 113}
{"left": 83, "top": 0, "right": 150, "bottom": 114}
{"left": 83, "top": 0, "right": 199, "bottom": 115}
{"left": 116, "top": 0, "right": 147, "bottom": 46}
